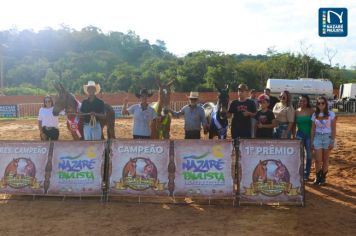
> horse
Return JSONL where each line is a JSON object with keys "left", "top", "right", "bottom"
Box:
{"left": 123, "top": 158, "right": 137, "bottom": 178}
{"left": 253, "top": 160, "right": 267, "bottom": 183}
{"left": 150, "top": 78, "right": 174, "bottom": 139}
{"left": 52, "top": 83, "right": 116, "bottom": 140}
{"left": 203, "top": 84, "right": 229, "bottom": 139}
{"left": 273, "top": 160, "right": 290, "bottom": 184}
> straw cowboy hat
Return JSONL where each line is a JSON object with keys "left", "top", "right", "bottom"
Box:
{"left": 83, "top": 81, "right": 101, "bottom": 95}
{"left": 188, "top": 91, "right": 199, "bottom": 99}
{"left": 135, "top": 88, "right": 153, "bottom": 98}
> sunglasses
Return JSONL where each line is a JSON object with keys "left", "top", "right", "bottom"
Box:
{"left": 317, "top": 102, "right": 325, "bottom": 105}
{"left": 279, "top": 96, "right": 286, "bottom": 100}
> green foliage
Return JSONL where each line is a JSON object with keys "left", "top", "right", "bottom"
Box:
{"left": 0, "top": 26, "right": 354, "bottom": 95}
{"left": 3, "top": 84, "right": 47, "bottom": 95}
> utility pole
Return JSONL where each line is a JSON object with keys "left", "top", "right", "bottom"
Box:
{"left": 0, "top": 44, "right": 7, "bottom": 95}
{"left": 0, "top": 44, "right": 3, "bottom": 94}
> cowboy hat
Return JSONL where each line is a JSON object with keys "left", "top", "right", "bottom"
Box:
{"left": 83, "top": 81, "right": 101, "bottom": 95}
{"left": 135, "top": 88, "right": 153, "bottom": 98}
{"left": 188, "top": 91, "right": 199, "bottom": 99}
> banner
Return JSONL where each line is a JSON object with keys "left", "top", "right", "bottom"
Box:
{"left": 0, "top": 105, "right": 17, "bottom": 118}
{"left": 47, "top": 141, "right": 105, "bottom": 196}
{"left": 109, "top": 140, "right": 170, "bottom": 196}
{"left": 238, "top": 139, "right": 303, "bottom": 205}
{"left": 174, "top": 140, "right": 235, "bottom": 198}
{"left": 0, "top": 142, "right": 50, "bottom": 195}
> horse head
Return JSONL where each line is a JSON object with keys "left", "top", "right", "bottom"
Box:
{"left": 215, "top": 83, "right": 229, "bottom": 119}
{"left": 52, "top": 82, "right": 78, "bottom": 116}
{"left": 156, "top": 77, "right": 174, "bottom": 115}
{"left": 253, "top": 160, "right": 267, "bottom": 183}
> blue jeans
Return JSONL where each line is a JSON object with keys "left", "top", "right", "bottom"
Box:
{"left": 296, "top": 130, "right": 312, "bottom": 178}
{"left": 273, "top": 123, "right": 291, "bottom": 139}
{"left": 313, "top": 133, "right": 332, "bottom": 150}
{"left": 83, "top": 122, "right": 102, "bottom": 140}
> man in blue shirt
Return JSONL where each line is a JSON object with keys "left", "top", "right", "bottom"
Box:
{"left": 171, "top": 92, "right": 208, "bottom": 139}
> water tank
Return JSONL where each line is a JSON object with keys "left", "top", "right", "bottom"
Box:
{"left": 266, "top": 78, "right": 333, "bottom": 97}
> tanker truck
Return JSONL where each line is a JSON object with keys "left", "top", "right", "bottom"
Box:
{"left": 266, "top": 78, "right": 334, "bottom": 107}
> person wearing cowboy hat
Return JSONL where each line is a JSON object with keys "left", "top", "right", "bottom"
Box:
{"left": 80, "top": 81, "right": 106, "bottom": 140}
{"left": 170, "top": 91, "right": 207, "bottom": 139}
{"left": 122, "top": 88, "right": 157, "bottom": 139}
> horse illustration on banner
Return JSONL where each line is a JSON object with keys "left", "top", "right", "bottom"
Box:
{"left": 114, "top": 157, "right": 165, "bottom": 191}
{"left": 0, "top": 158, "right": 40, "bottom": 189}
{"left": 244, "top": 159, "right": 297, "bottom": 197}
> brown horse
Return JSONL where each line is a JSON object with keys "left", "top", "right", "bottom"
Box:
{"left": 150, "top": 78, "right": 174, "bottom": 139}
{"left": 253, "top": 160, "right": 267, "bottom": 183}
{"left": 123, "top": 158, "right": 137, "bottom": 178}
{"left": 52, "top": 83, "right": 115, "bottom": 140}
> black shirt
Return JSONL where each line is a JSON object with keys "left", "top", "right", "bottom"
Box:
{"left": 254, "top": 109, "right": 275, "bottom": 138}
{"left": 80, "top": 97, "right": 105, "bottom": 123}
{"left": 228, "top": 99, "right": 256, "bottom": 138}
{"left": 269, "top": 96, "right": 279, "bottom": 110}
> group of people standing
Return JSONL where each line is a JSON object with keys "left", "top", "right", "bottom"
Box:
{"left": 228, "top": 84, "right": 336, "bottom": 186}
{"left": 38, "top": 81, "right": 106, "bottom": 141}
{"left": 38, "top": 81, "right": 337, "bottom": 185}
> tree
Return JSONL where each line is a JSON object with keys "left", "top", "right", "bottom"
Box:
{"left": 324, "top": 45, "right": 338, "bottom": 67}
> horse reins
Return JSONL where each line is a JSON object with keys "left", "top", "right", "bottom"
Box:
{"left": 64, "top": 93, "right": 96, "bottom": 128}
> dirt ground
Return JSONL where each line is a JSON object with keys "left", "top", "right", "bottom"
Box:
{"left": 0, "top": 116, "right": 355, "bottom": 236}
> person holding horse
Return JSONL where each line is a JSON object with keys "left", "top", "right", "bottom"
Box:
{"left": 228, "top": 84, "right": 257, "bottom": 139}
{"left": 170, "top": 92, "right": 208, "bottom": 139}
{"left": 122, "top": 88, "right": 157, "bottom": 139}
{"left": 80, "top": 81, "right": 106, "bottom": 140}
{"left": 38, "top": 95, "right": 60, "bottom": 141}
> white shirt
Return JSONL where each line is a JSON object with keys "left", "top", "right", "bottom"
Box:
{"left": 311, "top": 111, "right": 335, "bottom": 134}
{"left": 127, "top": 104, "right": 157, "bottom": 136}
{"left": 38, "top": 107, "right": 59, "bottom": 128}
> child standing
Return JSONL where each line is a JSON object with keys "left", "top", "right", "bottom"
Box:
{"left": 254, "top": 94, "right": 277, "bottom": 138}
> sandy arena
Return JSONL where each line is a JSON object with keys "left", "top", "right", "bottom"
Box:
{"left": 0, "top": 116, "right": 355, "bottom": 235}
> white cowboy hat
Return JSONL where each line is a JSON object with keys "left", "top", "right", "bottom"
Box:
{"left": 188, "top": 91, "right": 199, "bottom": 99}
{"left": 83, "top": 81, "right": 101, "bottom": 95}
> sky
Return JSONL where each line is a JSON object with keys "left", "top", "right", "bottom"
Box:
{"left": 1, "top": 0, "right": 355, "bottom": 68}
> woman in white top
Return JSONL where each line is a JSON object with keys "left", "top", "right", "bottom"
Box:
{"left": 38, "top": 96, "right": 60, "bottom": 140}
{"left": 311, "top": 96, "right": 337, "bottom": 185}
{"left": 273, "top": 90, "right": 295, "bottom": 139}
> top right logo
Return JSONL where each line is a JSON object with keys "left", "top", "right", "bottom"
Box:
{"left": 319, "top": 8, "right": 348, "bottom": 37}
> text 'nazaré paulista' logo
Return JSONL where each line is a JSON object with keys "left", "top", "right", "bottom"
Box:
{"left": 319, "top": 8, "right": 347, "bottom": 37}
